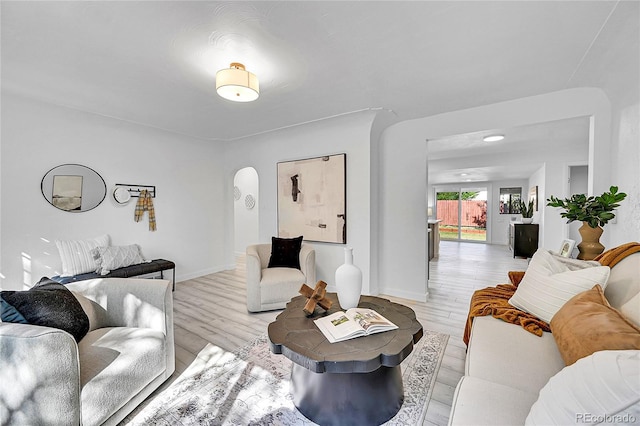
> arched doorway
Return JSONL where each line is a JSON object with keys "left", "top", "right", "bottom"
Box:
{"left": 233, "top": 167, "right": 259, "bottom": 255}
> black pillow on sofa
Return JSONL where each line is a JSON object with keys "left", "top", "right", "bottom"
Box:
{"left": 0, "top": 277, "right": 89, "bottom": 342}
{"left": 268, "top": 236, "right": 303, "bottom": 270}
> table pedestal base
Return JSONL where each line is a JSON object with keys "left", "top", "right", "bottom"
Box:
{"left": 291, "top": 364, "right": 404, "bottom": 426}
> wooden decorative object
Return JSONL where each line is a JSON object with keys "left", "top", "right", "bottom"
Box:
{"left": 299, "top": 280, "right": 333, "bottom": 315}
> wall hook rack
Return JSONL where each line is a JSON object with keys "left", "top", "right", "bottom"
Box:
{"left": 115, "top": 184, "right": 156, "bottom": 198}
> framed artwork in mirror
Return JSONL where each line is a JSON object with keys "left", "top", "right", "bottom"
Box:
{"left": 52, "top": 175, "right": 83, "bottom": 211}
{"left": 277, "top": 153, "right": 346, "bottom": 244}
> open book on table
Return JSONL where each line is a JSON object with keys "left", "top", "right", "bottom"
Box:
{"left": 314, "top": 308, "right": 398, "bottom": 343}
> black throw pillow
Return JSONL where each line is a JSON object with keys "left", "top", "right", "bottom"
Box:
{"left": 268, "top": 236, "right": 303, "bottom": 270}
{"left": 0, "top": 277, "right": 90, "bottom": 342}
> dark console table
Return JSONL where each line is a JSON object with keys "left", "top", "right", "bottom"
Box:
{"left": 509, "top": 223, "right": 539, "bottom": 258}
{"left": 268, "top": 293, "right": 423, "bottom": 426}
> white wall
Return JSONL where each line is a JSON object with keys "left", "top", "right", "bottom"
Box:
{"left": 233, "top": 167, "right": 259, "bottom": 254}
{"left": 1, "top": 93, "right": 227, "bottom": 290}
{"left": 378, "top": 127, "right": 428, "bottom": 300}
{"left": 608, "top": 101, "right": 640, "bottom": 245}
{"left": 585, "top": 0, "right": 640, "bottom": 246}
{"left": 223, "top": 111, "right": 376, "bottom": 295}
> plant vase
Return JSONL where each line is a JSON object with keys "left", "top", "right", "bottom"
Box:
{"left": 521, "top": 217, "right": 533, "bottom": 224}
{"left": 335, "top": 247, "right": 362, "bottom": 309}
{"left": 577, "top": 222, "right": 604, "bottom": 260}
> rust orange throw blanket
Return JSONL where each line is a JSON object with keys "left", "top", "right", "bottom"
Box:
{"left": 594, "top": 242, "right": 640, "bottom": 268}
{"left": 463, "top": 283, "right": 550, "bottom": 345}
{"left": 463, "top": 242, "right": 640, "bottom": 346}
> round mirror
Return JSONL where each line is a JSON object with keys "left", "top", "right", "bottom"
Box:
{"left": 41, "top": 164, "right": 107, "bottom": 212}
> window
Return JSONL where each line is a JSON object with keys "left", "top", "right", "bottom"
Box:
{"left": 499, "top": 187, "right": 522, "bottom": 214}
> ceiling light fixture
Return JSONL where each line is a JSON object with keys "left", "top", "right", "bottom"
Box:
{"left": 483, "top": 134, "right": 504, "bottom": 142}
{"left": 216, "top": 62, "right": 259, "bottom": 102}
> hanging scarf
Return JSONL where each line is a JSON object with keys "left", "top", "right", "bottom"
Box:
{"left": 134, "top": 189, "right": 157, "bottom": 231}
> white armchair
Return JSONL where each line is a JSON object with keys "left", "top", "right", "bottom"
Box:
{"left": 246, "top": 243, "right": 316, "bottom": 312}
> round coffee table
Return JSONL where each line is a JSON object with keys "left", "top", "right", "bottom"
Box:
{"left": 268, "top": 293, "right": 423, "bottom": 426}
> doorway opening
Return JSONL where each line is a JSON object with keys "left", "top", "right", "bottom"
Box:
{"left": 568, "top": 165, "right": 588, "bottom": 254}
{"left": 233, "top": 167, "right": 259, "bottom": 255}
{"left": 436, "top": 188, "right": 488, "bottom": 242}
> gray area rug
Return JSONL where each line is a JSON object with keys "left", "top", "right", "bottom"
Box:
{"left": 123, "top": 330, "right": 449, "bottom": 425}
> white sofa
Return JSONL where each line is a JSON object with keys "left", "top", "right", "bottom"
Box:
{"left": 246, "top": 243, "right": 316, "bottom": 312}
{"left": 0, "top": 278, "right": 175, "bottom": 426}
{"left": 449, "top": 251, "right": 640, "bottom": 425}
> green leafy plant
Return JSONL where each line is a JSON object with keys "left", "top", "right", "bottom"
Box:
{"left": 516, "top": 199, "right": 534, "bottom": 218}
{"left": 546, "top": 186, "right": 627, "bottom": 228}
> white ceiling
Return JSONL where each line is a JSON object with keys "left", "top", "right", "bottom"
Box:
{"left": 427, "top": 116, "right": 591, "bottom": 185}
{"left": 2, "top": 1, "right": 638, "bottom": 182}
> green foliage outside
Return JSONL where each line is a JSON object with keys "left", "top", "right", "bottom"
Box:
{"left": 439, "top": 225, "right": 486, "bottom": 241}
{"left": 436, "top": 191, "right": 479, "bottom": 201}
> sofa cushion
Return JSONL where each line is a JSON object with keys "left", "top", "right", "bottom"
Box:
{"left": 466, "top": 316, "right": 565, "bottom": 394}
{"left": 56, "top": 234, "right": 110, "bottom": 277}
{"left": 78, "top": 326, "right": 166, "bottom": 426}
{"left": 508, "top": 249, "right": 610, "bottom": 323}
{"left": 604, "top": 252, "right": 640, "bottom": 309}
{"left": 1, "top": 278, "right": 89, "bottom": 342}
{"left": 525, "top": 350, "right": 640, "bottom": 425}
{"left": 550, "top": 285, "right": 640, "bottom": 365}
{"left": 268, "top": 236, "right": 303, "bottom": 269}
{"left": 449, "top": 376, "right": 539, "bottom": 426}
{"left": 260, "top": 267, "right": 305, "bottom": 304}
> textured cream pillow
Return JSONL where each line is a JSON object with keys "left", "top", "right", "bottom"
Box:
{"left": 621, "top": 293, "right": 640, "bottom": 328}
{"left": 56, "top": 234, "right": 110, "bottom": 277}
{"left": 92, "top": 244, "right": 146, "bottom": 275}
{"left": 508, "top": 249, "right": 610, "bottom": 323}
{"left": 525, "top": 350, "right": 640, "bottom": 425}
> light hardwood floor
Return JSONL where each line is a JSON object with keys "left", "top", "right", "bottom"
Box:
{"left": 153, "top": 241, "right": 529, "bottom": 425}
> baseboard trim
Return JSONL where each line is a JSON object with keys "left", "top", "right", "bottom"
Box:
{"left": 379, "top": 287, "right": 428, "bottom": 302}
{"left": 175, "top": 264, "right": 235, "bottom": 283}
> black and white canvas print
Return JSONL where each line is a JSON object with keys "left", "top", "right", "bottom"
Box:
{"left": 277, "top": 153, "right": 346, "bottom": 244}
{"left": 52, "top": 175, "right": 83, "bottom": 211}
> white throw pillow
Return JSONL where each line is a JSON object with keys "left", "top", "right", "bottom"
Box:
{"left": 56, "top": 234, "right": 110, "bottom": 277}
{"left": 92, "top": 244, "right": 146, "bottom": 275}
{"left": 508, "top": 249, "right": 610, "bottom": 323}
{"left": 525, "top": 350, "right": 640, "bottom": 425}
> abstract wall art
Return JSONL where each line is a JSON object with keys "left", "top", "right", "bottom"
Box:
{"left": 277, "top": 153, "right": 346, "bottom": 244}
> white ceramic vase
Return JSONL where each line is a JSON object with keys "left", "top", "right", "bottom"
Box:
{"left": 335, "top": 247, "right": 362, "bottom": 309}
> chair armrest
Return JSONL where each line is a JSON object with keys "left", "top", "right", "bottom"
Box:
{"left": 0, "top": 323, "right": 80, "bottom": 425}
{"left": 67, "top": 278, "right": 175, "bottom": 375}
{"left": 246, "top": 245, "right": 263, "bottom": 284}
{"left": 300, "top": 244, "right": 316, "bottom": 285}
{"left": 246, "top": 245, "right": 263, "bottom": 312}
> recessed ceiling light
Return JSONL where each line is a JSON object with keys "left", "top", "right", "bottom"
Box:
{"left": 483, "top": 134, "right": 504, "bottom": 142}
{"left": 460, "top": 173, "right": 468, "bottom": 176}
